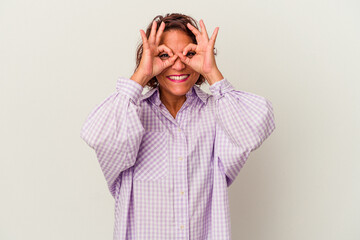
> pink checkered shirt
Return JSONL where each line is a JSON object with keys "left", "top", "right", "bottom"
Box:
{"left": 81, "top": 77, "right": 275, "bottom": 240}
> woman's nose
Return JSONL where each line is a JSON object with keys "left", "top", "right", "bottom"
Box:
{"left": 172, "top": 57, "right": 185, "bottom": 70}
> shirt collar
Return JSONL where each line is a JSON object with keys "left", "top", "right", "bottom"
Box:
{"left": 140, "top": 85, "right": 209, "bottom": 106}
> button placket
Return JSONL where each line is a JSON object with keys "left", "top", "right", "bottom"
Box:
{"left": 173, "top": 123, "right": 189, "bottom": 237}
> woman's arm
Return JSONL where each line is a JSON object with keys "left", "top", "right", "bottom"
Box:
{"left": 210, "top": 78, "right": 276, "bottom": 187}
{"left": 180, "top": 20, "right": 275, "bottom": 186}
{"left": 80, "top": 20, "right": 177, "bottom": 197}
{"left": 80, "top": 78, "right": 145, "bottom": 197}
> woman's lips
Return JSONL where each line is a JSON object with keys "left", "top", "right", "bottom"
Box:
{"left": 166, "top": 74, "right": 190, "bottom": 83}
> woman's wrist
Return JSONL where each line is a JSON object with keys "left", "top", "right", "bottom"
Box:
{"left": 130, "top": 71, "right": 149, "bottom": 87}
{"left": 204, "top": 68, "right": 224, "bottom": 86}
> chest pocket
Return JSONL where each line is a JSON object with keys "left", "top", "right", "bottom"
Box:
{"left": 133, "top": 131, "right": 168, "bottom": 181}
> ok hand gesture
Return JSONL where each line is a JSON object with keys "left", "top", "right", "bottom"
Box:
{"left": 131, "top": 21, "right": 178, "bottom": 87}
{"left": 178, "top": 20, "right": 224, "bottom": 85}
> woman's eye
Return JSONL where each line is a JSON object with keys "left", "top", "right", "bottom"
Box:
{"left": 159, "top": 53, "right": 170, "bottom": 60}
{"left": 186, "top": 51, "right": 196, "bottom": 58}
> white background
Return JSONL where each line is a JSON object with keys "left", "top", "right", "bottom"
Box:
{"left": 1, "top": 0, "right": 359, "bottom": 239}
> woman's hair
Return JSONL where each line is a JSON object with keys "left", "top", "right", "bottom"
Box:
{"left": 135, "top": 13, "right": 206, "bottom": 89}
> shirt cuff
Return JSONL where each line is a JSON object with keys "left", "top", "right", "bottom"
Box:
{"left": 116, "top": 77, "right": 143, "bottom": 104}
{"left": 209, "top": 78, "right": 235, "bottom": 99}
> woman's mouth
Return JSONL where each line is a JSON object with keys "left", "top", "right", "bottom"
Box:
{"left": 166, "top": 74, "right": 190, "bottom": 83}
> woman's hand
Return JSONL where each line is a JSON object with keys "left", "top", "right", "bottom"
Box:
{"left": 178, "top": 20, "right": 224, "bottom": 85}
{"left": 131, "top": 21, "right": 178, "bottom": 87}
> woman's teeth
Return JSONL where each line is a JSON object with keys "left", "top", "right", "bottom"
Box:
{"left": 168, "top": 75, "right": 189, "bottom": 80}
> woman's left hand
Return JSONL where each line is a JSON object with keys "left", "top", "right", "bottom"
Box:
{"left": 178, "top": 19, "right": 224, "bottom": 85}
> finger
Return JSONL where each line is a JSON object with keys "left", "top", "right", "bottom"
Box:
{"left": 209, "top": 27, "right": 219, "bottom": 48}
{"left": 199, "top": 19, "right": 209, "bottom": 38}
{"left": 140, "top": 29, "right": 149, "bottom": 49}
{"left": 182, "top": 43, "right": 197, "bottom": 55}
{"left": 178, "top": 52, "right": 191, "bottom": 66}
{"left": 158, "top": 44, "right": 173, "bottom": 56}
{"left": 155, "top": 22, "right": 165, "bottom": 45}
{"left": 163, "top": 54, "right": 178, "bottom": 68}
{"left": 149, "top": 20, "right": 157, "bottom": 43}
{"left": 186, "top": 23, "right": 201, "bottom": 38}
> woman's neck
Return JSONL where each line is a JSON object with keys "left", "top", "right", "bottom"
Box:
{"left": 159, "top": 88, "right": 186, "bottom": 119}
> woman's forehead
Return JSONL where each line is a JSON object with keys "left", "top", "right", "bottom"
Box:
{"left": 159, "top": 30, "right": 193, "bottom": 50}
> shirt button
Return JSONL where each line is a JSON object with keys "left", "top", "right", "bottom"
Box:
{"left": 178, "top": 157, "right": 183, "bottom": 161}
{"left": 180, "top": 191, "right": 184, "bottom": 195}
{"left": 178, "top": 128, "right": 181, "bottom": 132}
{"left": 180, "top": 225, "right": 184, "bottom": 230}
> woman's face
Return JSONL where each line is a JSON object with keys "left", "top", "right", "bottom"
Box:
{"left": 156, "top": 30, "right": 200, "bottom": 101}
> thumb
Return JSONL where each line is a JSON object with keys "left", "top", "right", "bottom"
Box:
{"left": 163, "top": 54, "right": 178, "bottom": 68}
{"left": 178, "top": 52, "right": 192, "bottom": 66}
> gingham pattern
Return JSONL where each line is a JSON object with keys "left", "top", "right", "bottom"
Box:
{"left": 81, "top": 77, "right": 275, "bottom": 240}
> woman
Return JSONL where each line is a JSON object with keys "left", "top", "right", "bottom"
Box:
{"left": 81, "top": 13, "right": 275, "bottom": 240}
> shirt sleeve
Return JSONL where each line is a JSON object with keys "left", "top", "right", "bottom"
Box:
{"left": 209, "top": 78, "right": 276, "bottom": 187}
{"left": 80, "top": 77, "right": 145, "bottom": 197}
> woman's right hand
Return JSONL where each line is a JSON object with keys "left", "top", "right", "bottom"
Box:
{"left": 131, "top": 21, "right": 178, "bottom": 87}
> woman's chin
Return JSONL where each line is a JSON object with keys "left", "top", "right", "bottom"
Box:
{"left": 159, "top": 84, "right": 192, "bottom": 99}
{"left": 168, "top": 88, "right": 190, "bottom": 97}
